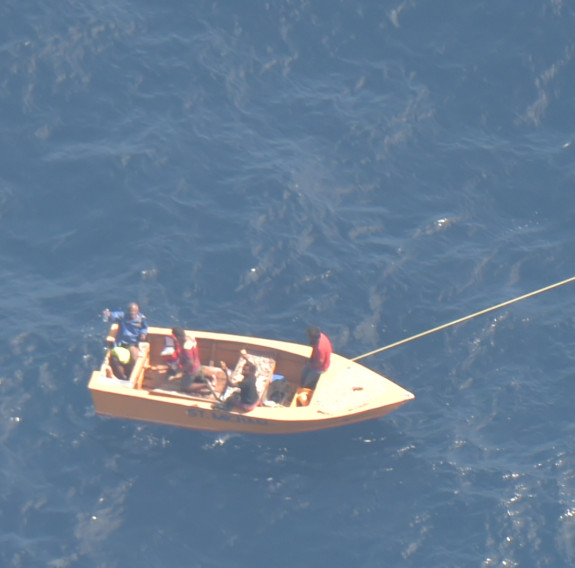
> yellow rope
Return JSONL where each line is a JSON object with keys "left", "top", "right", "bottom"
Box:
{"left": 351, "top": 274, "right": 575, "bottom": 362}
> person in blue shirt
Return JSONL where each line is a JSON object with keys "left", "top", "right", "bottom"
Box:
{"left": 102, "top": 303, "right": 148, "bottom": 380}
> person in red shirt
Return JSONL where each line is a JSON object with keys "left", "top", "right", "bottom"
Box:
{"left": 162, "top": 327, "right": 213, "bottom": 393}
{"left": 301, "top": 326, "right": 332, "bottom": 389}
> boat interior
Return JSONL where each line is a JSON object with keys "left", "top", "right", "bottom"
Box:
{"left": 101, "top": 326, "right": 310, "bottom": 408}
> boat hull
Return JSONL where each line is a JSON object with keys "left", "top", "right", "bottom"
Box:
{"left": 88, "top": 326, "right": 414, "bottom": 434}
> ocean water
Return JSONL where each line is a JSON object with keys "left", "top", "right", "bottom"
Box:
{"left": 2, "top": 1, "right": 575, "bottom": 566}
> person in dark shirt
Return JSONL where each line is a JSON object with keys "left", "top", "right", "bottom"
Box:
{"left": 301, "top": 326, "right": 332, "bottom": 389}
{"left": 226, "top": 361, "right": 259, "bottom": 411}
{"left": 237, "top": 362, "right": 259, "bottom": 410}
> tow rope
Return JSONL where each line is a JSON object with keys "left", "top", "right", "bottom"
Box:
{"left": 352, "top": 275, "right": 575, "bottom": 362}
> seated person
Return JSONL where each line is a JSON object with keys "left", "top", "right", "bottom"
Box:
{"left": 161, "top": 327, "right": 215, "bottom": 394}
{"left": 109, "top": 345, "right": 133, "bottom": 380}
{"left": 224, "top": 361, "right": 259, "bottom": 411}
{"left": 103, "top": 302, "right": 148, "bottom": 365}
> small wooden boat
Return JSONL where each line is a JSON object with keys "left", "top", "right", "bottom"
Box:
{"left": 88, "top": 325, "right": 415, "bottom": 434}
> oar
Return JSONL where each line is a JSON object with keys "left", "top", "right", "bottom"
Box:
{"left": 151, "top": 364, "right": 223, "bottom": 401}
{"left": 202, "top": 371, "right": 223, "bottom": 402}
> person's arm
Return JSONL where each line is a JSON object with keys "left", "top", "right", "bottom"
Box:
{"left": 108, "top": 310, "right": 124, "bottom": 323}
{"left": 139, "top": 315, "right": 148, "bottom": 340}
{"left": 309, "top": 345, "right": 320, "bottom": 368}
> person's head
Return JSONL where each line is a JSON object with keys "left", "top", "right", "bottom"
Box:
{"left": 172, "top": 327, "right": 186, "bottom": 344}
{"left": 242, "top": 362, "right": 257, "bottom": 376}
{"left": 306, "top": 326, "right": 321, "bottom": 346}
{"left": 127, "top": 303, "right": 140, "bottom": 319}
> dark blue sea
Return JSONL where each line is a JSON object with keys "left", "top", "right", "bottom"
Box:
{"left": 2, "top": 1, "right": 575, "bottom": 566}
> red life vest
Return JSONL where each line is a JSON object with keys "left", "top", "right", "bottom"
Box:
{"left": 165, "top": 334, "right": 201, "bottom": 374}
